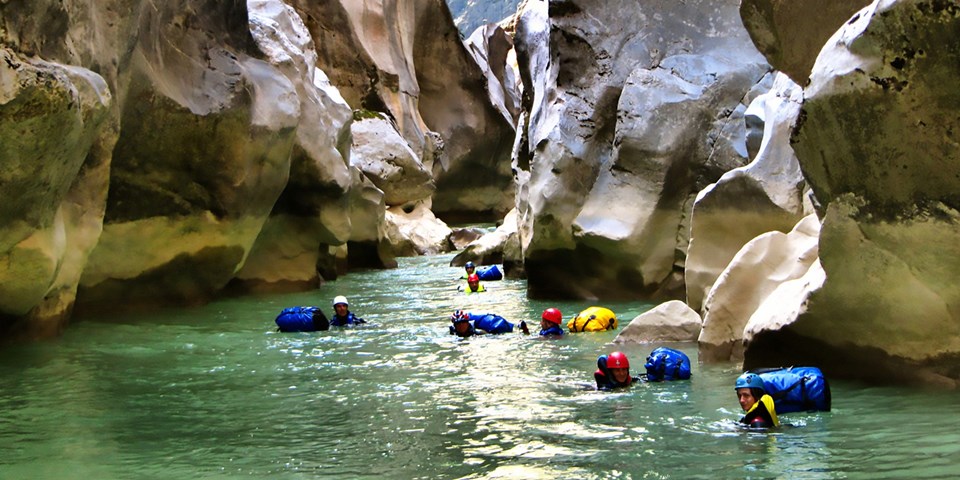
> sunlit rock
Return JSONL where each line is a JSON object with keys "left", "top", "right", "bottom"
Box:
{"left": 613, "top": 300, "right": 702, "bottom": 344}
{"left": 513, "top": 0, "right": 769, "bottom": 300}
{"left": 383, "top": 202, "right": 453, "bottom": 256}
{"left": 350, "top": 112, "right": 434, "bottom": 208}
{"left": 686, "top": 73, "right": 812, "bottom": 313}
{"left": 739, "top": 0, "right": 872, "bottom": 85}
{"left": 698, "top": 214, "right": 820, "bottom": 362}
{"left": 464, "top": 23, "right": 521, "bottom": 128}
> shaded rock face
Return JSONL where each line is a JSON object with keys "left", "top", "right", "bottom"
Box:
{"left": 0, "top": 48, "right": 115, "bottom": 339}
{"left": 739, "top": 0, "right": 873, "bottom": 85}
{"left": 742, "top": 0, "right": 960, "bottom": 386}
{"left": 76, "top": 1, "right": 305, "bottom": 314}
{"left": 512, "top": 0, "right": 769, "bottom": 300}
{"left": 288, "top": 0, "right": 516, "bottom": 220}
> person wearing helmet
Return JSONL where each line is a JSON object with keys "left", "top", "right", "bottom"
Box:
{"left": 594, "top": 351, "right": 639, "bottom": 390}
{"left": 329, "top": 295, "right": 366, "bottom": 326}
{"left": 735, "top": 372, "right": 780, "bottom": 428}
{"left": 459, "top": 273, "right": 486, "bottom": 293}
{"left": 449, "top": 310, "right": 479, "bottom": 337}
{"left": 462, "top": 261, "right": 477, "bottom": 279}
{"left": 449, "top": 310, "right": 528, "bottom": 337}
{"left": 539, "top": 308, "right": 564, "bottom": 337}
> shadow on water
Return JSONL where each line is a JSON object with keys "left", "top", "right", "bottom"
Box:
{"left": 1, "top": 254, "right": 959, "bottom": 478}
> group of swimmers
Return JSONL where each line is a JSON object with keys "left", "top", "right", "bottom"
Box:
{"left": 276, "top": 263, "right": 789, "bottom": 429}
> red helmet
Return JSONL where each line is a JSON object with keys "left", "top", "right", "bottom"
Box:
{"left": 467, "top": 274, "right": 480, "bottom": 282}
{"left": 451, "top": 310, "right": 470, "bottom": 323}
{"left": 607, "top": 351, "right": 630, "bottom": 369}
{"left": 541, "top": 308, "right": 562, "bottom": 324}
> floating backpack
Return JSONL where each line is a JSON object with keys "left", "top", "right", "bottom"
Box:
{"left": 471, "top": 313, "right": 514, "bottom": 334}
{"left": 644, "top": 347, "right": 692, "bottom": 381}
{"left": 476, "top": 265, "right": 503, "bottom": 281}
{"left": 275, "top": 306, "right": 328, "bottom": 332}
{"left": 567, "top": 306, "right": 617, "bottom": 332}
{"left": 752, "top": 366, "right": 831, "bottom": 414}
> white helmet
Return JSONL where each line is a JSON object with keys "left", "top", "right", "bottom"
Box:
{"left": 333, "top": 295, "right": 348, "bottom": 306}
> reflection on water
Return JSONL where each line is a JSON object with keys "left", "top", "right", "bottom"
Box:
{"left": 1, "top": 254, "right": 959, "bottom": 478}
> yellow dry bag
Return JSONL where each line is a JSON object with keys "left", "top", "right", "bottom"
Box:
{"left": 567, "top": 306, "right": 617, "bottom": 332}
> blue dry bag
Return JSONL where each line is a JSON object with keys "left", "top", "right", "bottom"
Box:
{"left": 476, "top": 265, "right": 503, "bottom": 281}
{"left": 752, "top": 366, "right": 831, "bottom": 414}
{"left": 470, "top": 313, "right": 514, "bottom": 334}
{"left": 275, "top": 306, "right": 327, "bottom": 332}
{"left": 644, "top": 347, "right": 692, "bottom": 381}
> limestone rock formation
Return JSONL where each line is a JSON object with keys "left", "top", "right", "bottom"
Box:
{"left": 451, "top": 208, "right": 523, "bottom": 277}
{"left": 77, "top": 1, "right": 343, "bottom": 313}
{"left": 289, "top": 0, "right": 516, "bottom": 220}
{"left": 698, "top": 214, "right": 820, "bottom": 362}
{"left": 685, "top": 73, "right": 812, "bottom": 313}
{"left": 613, "top": 300, "right": 702, "bottom": 344}
{"left": 383, "top": 203, "right": 453, "bottom": 256}
{"left": 512, "top": 0, "right": 770, "bottom": 300}
{"left": 739, "top": 0, "right": 873, "bottom": 85}
{"left": 350, "top": 113, "right": 435, "bottom": 207}
{"left": 449, "top": 227, "right": 487, "bottom": 251}
{"left": 0, "top": 48, "right": 115, "bottom": 339}
{"left": 748, "top": 0, "right": 960, "bottom": 385}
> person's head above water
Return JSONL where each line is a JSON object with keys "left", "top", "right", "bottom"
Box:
{"left": 450, "top": 310, "right": 473, "bottom": 336}
{"left": 607, "top": 351, "right": 631, "bottom": 384}
{"left": 735, "top": 372, "right": 766, "bottom": 412}
{"left": 464, "top": 261, "right": 475, "bottom": 274}
{"left": 541, "top": 308, "right": 562, "bottom": 328}
{"left": 467, "top": 273, "right": 481, "bottom": 290}
{"left": 333, "top": 295, "right": 349, "bottom": 317}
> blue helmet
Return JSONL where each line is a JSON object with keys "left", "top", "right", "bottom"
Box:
{"left": 735, "top": 373, "right": 765, "bottom": 391}
{"left": 465, "top": 261, "right": 475, "bottom": 269}
{"left": 451, "top": 310, "right": 470, "bottom": 323}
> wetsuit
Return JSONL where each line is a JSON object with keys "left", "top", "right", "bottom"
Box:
{"left": 330, "top": 311, "right": 366, "bottom": 327}
{"left": 450, "top": 322, "right": 479, "bottom": 337}
{"left": 594, "top": 355, "right": 639, "bottom": 390}
{"left": 739, "top": 394, "right": 780, "bottom": 428}
{"left": 539, "top": 325, "right": 564, "bottom": 336}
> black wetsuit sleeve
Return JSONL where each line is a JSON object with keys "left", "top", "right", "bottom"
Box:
{"left": 312, "top": 310, "right": 330, "bottom": 331}
{"left": 595, "top": 370, "right": 610, "bottom": 389}
{"left": 740, "top": 400, "right": 775, "bottom": 428}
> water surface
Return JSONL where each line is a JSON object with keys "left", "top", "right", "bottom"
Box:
{"left": 1, "top": 254, "right": 958, "bottom": 478}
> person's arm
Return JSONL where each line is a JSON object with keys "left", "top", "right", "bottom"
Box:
{"left": 595, "top": 370, "right": 609, "bottom": 389}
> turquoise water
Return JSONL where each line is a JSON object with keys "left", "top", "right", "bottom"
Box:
{"left": 1, "top": 254, "right": 958, "bottom": 479}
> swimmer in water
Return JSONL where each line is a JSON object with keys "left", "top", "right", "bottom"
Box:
{"left": 735, "top": 372, "right": 780, "bottom": 428}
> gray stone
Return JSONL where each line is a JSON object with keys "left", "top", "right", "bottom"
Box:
{"left": 513, "top": 0, "right": 769, "bottom": 299}
{"left": 613, "top": 300, "right": 702, "bottom": 344}
{"left": 350, "top": 114, "right": 435, "bottom": 207}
